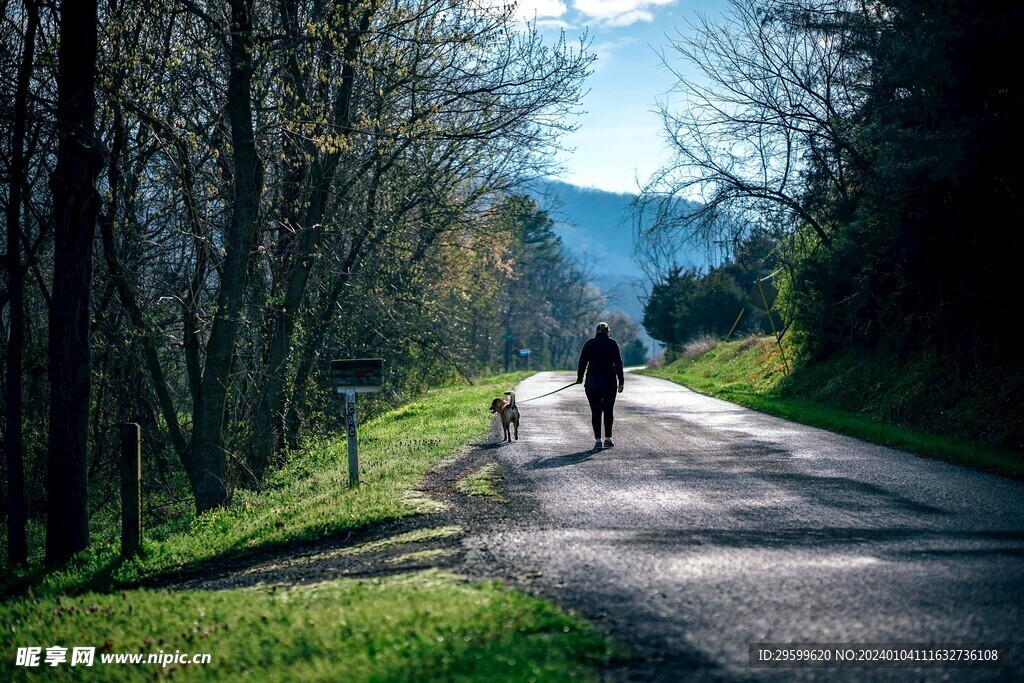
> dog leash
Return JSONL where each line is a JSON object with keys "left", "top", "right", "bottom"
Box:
{"left": 517, "top": 381, "right": 579, "bottom": 403}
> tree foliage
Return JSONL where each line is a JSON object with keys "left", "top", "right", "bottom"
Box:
{"left": 642, "top": 231, "right": 777, "bottom": 353}
{"left": 640, "top": 0, "right": 1024, "bottom": 370}
{"left": 0, "top": 0, "right": 594, "bottom": 563}
{"left": 486, "top": 195, "right": 610, "bottom": 372}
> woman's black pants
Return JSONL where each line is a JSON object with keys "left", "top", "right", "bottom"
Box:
{"left": 585, "top": 386, "right": 617, "bottom": 439}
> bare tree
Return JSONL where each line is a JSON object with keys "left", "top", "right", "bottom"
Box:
{"left": 1, "top": 0, "right": 591, "bottom": 529}
{"left": 248, "top": 0, "right": 592, "bottom": 474}
{"left": 185, "top": 0, "right": 265, "bottom": 512}
{"left": 637, "top": 0, "right": 872, "bottom": 257}
{"left": 245, "top": 0, "right": 379, "bottom": 485}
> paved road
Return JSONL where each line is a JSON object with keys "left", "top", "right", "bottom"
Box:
{"left": 464, "top": 371, "right": 1024, "bottom": 681}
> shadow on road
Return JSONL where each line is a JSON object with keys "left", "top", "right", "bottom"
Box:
{"left": 609, "top": 527, "right": 1024, "bottom": 555}
{"left": 763, "top": 471, "right": 953, "bottom": 516}
{"left": 523, "top": 450, "right": 596, "bottom": 470}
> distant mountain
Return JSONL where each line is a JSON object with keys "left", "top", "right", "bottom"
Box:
{"left": 528, "top": 179, "right": 707, "bottom": 339}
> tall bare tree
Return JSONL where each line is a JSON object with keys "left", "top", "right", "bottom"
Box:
{"left": 638, "top": 0, "right": 870, "bottom": 252}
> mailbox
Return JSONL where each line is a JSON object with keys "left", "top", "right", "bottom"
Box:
{"left": 330, "top": 358, "right": 383, "bottom": 394}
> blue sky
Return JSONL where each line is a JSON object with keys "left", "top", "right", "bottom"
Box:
{"left": 522, "top": 0, "right": 728, "bottom": 194}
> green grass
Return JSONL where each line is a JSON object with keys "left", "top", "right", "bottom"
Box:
{"left": 0, "top": 372, "right": 618, "bottom": 680}
{"left": 387, "top": 549, "right": 456, "bottom": 565}
{"left": 643, "top": 337, "right": 1024, "bottom": 479}
{"left": 341, "top": 526, "right": 465, "bottom": 557}
{"left": 1, "top": 571, "right": 613, "bottom": 682}
{"left": 456, "top": 463, "right": 503, "bottom": 499}
{"left": 3, "top": 372, "right": 530, "bottom": 596}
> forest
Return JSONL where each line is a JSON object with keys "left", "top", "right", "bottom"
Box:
{"left": 639, "top": 0, "right": 1022, "bottom": 446}
{"left": 0, "top": 0, "right": 615, "bottom": 567}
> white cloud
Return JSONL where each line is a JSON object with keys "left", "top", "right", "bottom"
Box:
{"left": 535, "top": 18, "right": 576, "bottom": 30}
{"left": 515, "top": 0, "right": 568, "bottom": 20}
{"left": 589, "top": 36, "right": 635, "bottom": 71}
{"left": 492, "top": 0, "right": 677, "bottom": 29}
{"left": 572, "top": 0, "right": 676, "bottom": 27}
{"left": 603, "top": 9, "right": 652, "bottom": 26}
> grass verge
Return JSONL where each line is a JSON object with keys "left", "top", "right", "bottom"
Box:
{"left": 1, "top": 571, "right": 613, "bottom": 682}
{"left": 3, "top": 373, "right": 530, "bottom": 595}
{"left": 643, "top": 338, "right": 1023, "bottom": 479}
{"left": 1, "top": 372, "right": 618, "bottom": 680}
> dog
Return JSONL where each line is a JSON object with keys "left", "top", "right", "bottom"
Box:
{"left": 489, "top": 390, "right": 520, "bottom": 442}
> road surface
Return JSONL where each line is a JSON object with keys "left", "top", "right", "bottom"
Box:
{"left": 464, "top": 371, "right": 1024, "bottom": 681}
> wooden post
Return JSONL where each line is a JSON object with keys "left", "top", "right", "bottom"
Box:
{"left": 119, "top": 423, "right": 141, "bottom": 557}
{"left": 345, "top": 389, "right": 359, "bottom": 487}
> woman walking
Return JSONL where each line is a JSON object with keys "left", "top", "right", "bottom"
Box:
{"left": 576, "top": 321, "right": 624, "bottom": 449}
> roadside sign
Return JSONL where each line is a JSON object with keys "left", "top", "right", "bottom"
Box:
{"left": 330, "top": 358, "right": 383, "bottom": 393}
{"left": 330, "top": 358, "right": 384, "bottom": 487}
{"left": 518, "top": 349, "right": 531, "bottom": 357}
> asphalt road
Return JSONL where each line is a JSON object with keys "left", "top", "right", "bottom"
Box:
{"left": 464, "top": 371, "right": 1024, "bottom": 682}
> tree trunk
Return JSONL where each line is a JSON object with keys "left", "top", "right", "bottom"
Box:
{"left": 246, "top": 2, "right": 373, "bottom": 483}
{"left": 246, "top": 159, "right": 339, "bottom": 483}
{"left": 4, "top": 0, "right": 38, "bottom": 567}
{"left": 190, "top": 0, "right": 263, "bottom": 513}
{"left": 46, "top": 0, "right": 101, "bottom": 566}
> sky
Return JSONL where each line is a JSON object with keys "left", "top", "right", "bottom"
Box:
{"left": 519, "top": 0, "right": 729, "bottom": 194}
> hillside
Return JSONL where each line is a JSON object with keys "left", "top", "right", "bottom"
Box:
{"left": 528, "top": 179, "right": 707, "bottom": 328}
{"left": 643, "top": 337, "right": 1024, "bottom": 477}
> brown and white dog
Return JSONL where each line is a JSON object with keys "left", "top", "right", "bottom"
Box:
{"left": 489, "top": 390, "right": 520, "bottom": 442}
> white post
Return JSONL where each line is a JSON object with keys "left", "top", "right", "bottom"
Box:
{"left": 345, "top": 389, "right": 359, "bottom": 486}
